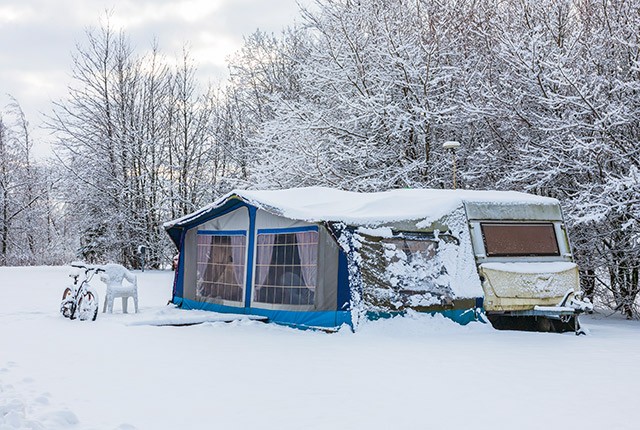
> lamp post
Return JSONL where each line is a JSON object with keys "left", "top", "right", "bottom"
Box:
{"left": 442, "top": 140, "right": 461, "bottom": 190}
{"left": 137, "top": 245, "right": 147, "bottom": 272}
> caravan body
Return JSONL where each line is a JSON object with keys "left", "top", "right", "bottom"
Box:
{"left": 464, "top": 201, "right": 588, "bottom": 331}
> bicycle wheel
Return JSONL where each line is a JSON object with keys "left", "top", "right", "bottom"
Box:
{"left": 77, "top": 289, "right": 99, "bottom": 321}
{"left": 60, "top": 287, "right": 74, "bottom": 318}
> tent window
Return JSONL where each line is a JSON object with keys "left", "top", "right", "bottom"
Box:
{"left": 357, "top": 231, "right": 456, "bottom": 312}
{"left": 254, "top": 229, "right": 318, "bottom": 306}
{"left": 481, "top": 222, "right": 560, "bottom": 257}
{"left": 383, "top": 238, "right": 437, "bottom": 266}
{"left": 380, "top": 236, "right": 449, "bottom": 295}
{"left": 196, "top": 232, "right": 246, "bottom": 302}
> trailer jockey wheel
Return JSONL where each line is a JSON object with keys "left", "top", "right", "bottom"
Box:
{"left": 536, "top": 317, "right": 554, "bottom": 332}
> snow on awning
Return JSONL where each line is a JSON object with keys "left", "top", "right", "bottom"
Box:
{"left": 164, "top": 187, "right": 559, "bottom": 230}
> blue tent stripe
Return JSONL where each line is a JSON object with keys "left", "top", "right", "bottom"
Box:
{"left": 257, "top": 226, "right": 318, "bottom": 234}
{"left": 336, "top": 249, "right": 350, "bottom": 311}
{"left": 197, "top": 230, "right": 246, "bottom": 236}
{"left": 174, "top": 229, "right": 186, "bottom": 299}
{"left": 244, "top": 206, "right": 257, "bottom": 309}
{"left": 178, "top": 298, "right": 351, "bottom": 329}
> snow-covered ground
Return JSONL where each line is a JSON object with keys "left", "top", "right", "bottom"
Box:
{"left": 1, "top": 266, "right": 638, "bottom": 430}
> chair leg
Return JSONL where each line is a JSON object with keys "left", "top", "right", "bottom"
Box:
{"left": 134, "top": 292, "right": 139, "bottom": 313}
{"left": 107, "top": 294, "right": 114, "bottom": 313}
{"left": 122, "top": 296, "right": 128, "bottom": 314}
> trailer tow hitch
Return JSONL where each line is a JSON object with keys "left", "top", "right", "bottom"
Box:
{"left": 558, "top": 290, "right": 593, "bottom": 335}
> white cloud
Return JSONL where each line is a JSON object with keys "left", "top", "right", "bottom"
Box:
{"left": 195, "top": 30, "right": 241, "bottom": 68}
{"left": 0, "top": 5, "right": 34, "bottom": 24}
{"left": 106, "top": 0, "right": 223, "bottom": 29}
{"left": 0, "top": 0, "right": 307, "bottom": 156}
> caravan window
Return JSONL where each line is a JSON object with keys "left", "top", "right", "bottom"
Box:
{"left": 196, "top": 231, "right": 247, "bottom": 302}
{"left": 481, "top": 223, "right": 560, "bottom": 257}
{"left": 254, "top": 228, "right": 318, "bottom": 306}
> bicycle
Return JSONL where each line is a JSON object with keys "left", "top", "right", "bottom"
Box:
{"left": 60, "top": 264, "right": 104, "bottom": 321}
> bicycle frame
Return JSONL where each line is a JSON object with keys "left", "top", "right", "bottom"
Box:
{"left": 61, "top": 264, "right": 104, "bottom": 321}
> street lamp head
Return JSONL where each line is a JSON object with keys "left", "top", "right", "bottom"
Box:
{"left": 442, "top": 140, "right": 461, "bottom": 150}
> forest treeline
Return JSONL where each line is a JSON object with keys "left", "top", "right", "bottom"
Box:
{"left": 0, "top": 0, "right": 638, "bottom": 316}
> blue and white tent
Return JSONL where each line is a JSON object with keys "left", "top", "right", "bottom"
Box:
{"left": 164, "top": 187, "right": 560, "bottom": 329}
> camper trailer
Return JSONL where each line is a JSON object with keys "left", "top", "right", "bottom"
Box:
{"left": 164, "top": 187, "right": 590, "bottom": 331}
{"left": 465, "top": 200, "right": 591, "bottom": 332}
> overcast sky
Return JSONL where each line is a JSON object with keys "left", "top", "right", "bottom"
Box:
{"left": 0, "top": 0, "right": 306, "bottom": 157}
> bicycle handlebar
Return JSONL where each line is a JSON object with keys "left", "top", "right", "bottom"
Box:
{"left": 70, "top": 264, "right": 106, "bottom": 273}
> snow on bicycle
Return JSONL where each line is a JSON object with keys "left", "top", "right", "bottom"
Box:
{"left": 60, "top": 263, "right": 103, "bottom": 321}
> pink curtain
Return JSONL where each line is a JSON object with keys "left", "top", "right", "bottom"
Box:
{"left": 296, "top": 232, "right": 318, "bottom": 289}
{"left": 196, "top": 235, "right": 214, "bottom": 297}
{"left": 230, "top": 235, "right": 246, "bottom": 287}
{"left": 197, "top": 235, "right": 213, "bottom": 281}
{"left": 255, "top": 234, "right": 275, "bottom": 287}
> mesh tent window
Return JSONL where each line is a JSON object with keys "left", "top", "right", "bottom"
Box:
{"left": 196, "top": 231, "right": 247, "bottom": 302}
{"left": 254, "top": 228, "right": 318, "bottom": 306}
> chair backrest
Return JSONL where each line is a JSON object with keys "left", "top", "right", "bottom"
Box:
{"left": 100, "top": 264, "right": 137, "bottom": 289}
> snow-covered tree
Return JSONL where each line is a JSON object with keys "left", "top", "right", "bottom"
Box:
{"left": 0, "top": 98, "right": 67, "bottom": 265}
{"left": 37, "top": 1, "right": 639, "bottom": 315}
{"left": 222, "top": 0, "right": 639, "bottom": 316}
{"left": 459, "top": 0, "right": 640, "bottom": 317}
{"left": 50, "top": 17, "right": 235, "bottom": 268}
{"left": 249, "top": 0, "right": 471, "bottom": 190}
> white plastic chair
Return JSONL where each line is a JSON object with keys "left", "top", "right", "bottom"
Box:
{"left": 100, "top": 264, "right": 138, "bottom": 313}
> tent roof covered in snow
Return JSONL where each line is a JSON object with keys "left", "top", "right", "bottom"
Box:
{"left": 164, "top": 187, "right": 559, "bottom": 246}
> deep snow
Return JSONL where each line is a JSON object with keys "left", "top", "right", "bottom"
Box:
{"left": 1, "top": 266, "right": 638, "bottom": 429}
